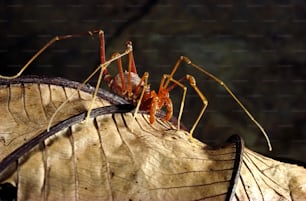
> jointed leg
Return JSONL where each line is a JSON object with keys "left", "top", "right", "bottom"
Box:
{"left": 127, "top": 41, "right": 137, "bottom": 74}
{"left": 0, "top": 29, "right": 114, "bottom": 131}
{"left": 77, "top": 47, "right": 133, "bottom": 124}
{"left": 0, "top": 30, "right": 106, "bottom": 79}
{"left": 183, "top": 75, "right": 208, "bottom": 140}
{"left": 159, "top": 74, "right": 187, "bottom": 131}
{"left": 47, "top": 45, "right": 133, "bottom": 130}
{"left": 162, "top": 74, "right": 208, "bottom": 142}
{"left": 107, "top": 42, "right": 139, "bottom": 98}
{"left": 126, "top": 41, "right": 137, "bottom": 96}
{"left": 166, "top": 56, "right": 272, "bottom": 150}
{"left": 133, "top": 72, "right": 149, "bottom": 119}
{"left": 106, "top": 52, "right": 127, "bottom": 93}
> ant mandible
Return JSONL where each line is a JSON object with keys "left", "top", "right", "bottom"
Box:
{"left": 0, "top": 29, "right": 272, "bottom": 151}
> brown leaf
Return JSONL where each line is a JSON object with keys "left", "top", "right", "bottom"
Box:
{"left": 0, "top": 77, "right": 305, "bottom": 201}
{"left": 0, "top": 76, "right": 126, "bottom": 164}
{"left": 234, "top": 149, "right": 306, "bottom": 200}
{"left": 1, "top": 111, "right": 240, "bottom": 200}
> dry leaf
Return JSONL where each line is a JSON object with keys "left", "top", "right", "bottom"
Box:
{"left": 0, "top": 76, "right": 127, "bottom": 164}
{"left": 0, "top": 76, "right": 305, "bottom": 201}
{"left": 234, "top": 149, "right": 306, "bottom": 200}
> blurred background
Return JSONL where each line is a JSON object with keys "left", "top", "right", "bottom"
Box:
{"left": 0, "top": 0, "right": 305, "bottom": 163}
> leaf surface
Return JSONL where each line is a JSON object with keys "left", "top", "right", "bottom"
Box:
{"left": 0, "top": 77, "right": 305, "bottom": 201}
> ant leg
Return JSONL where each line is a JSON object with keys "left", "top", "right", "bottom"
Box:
{"left": 169, "top": 56, "right": 272, "bottom": 150}
{"left": 0, "top": 30, "right": 105, "bottom": 79}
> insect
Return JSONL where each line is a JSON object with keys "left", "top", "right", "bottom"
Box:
{"left": 0, "top": 29, "right": 272, "bottom": 150}
{"left": 100, "top": 40, "right": 272, "bottom": 150}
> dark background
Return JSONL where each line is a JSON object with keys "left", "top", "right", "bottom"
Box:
{"left": 0, "top": 0, "right": 305, "bottom": 163}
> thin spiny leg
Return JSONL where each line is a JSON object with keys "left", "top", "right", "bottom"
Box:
{"left": 163, "top": 56, "right": 184, "bottom": 88}
{"left": 159, "top": 74, "right": 187, "bottom": 131}
{"left": 85, "top": 65, "right": 104, "bottom": 123}
{"left": 133, "top": 72, "right": 148, "bottom": 97}
{"left": 47, "top": 46, "right": 133, "bottom": 131}
{"left": 133, "top": 72, "right": 149, "bottom": 119}
{"left": 167, "top": 74, "right": 208, "bottom": 141}
{"left": 184, "top": 74, "right": 208, "bottom": 141}
{"left": 149, "top": 92, "right": 158, "bottom": 124}
{"left": 0, "top": 30, "right": 104, "bottom": 79}
{"left": 109, "top": 43, "right": 137, "bottom": 97}
{"left": 111, "top": 52, "right": 127, "bottom": 93}
{"left": 98, "top": 30, "right": 106, "bottom": 64}
{"left": 126, "top": 41, "right": 135, "bottom": 97}
{"left": 161, "top": 58, "right": 188, "bottom": 130}
{"left": 162, "top": 74, "right": 208, "bottom": 142}
{"left": 180, "top": 56, "right": 272, "bottom": 150}
{"left": 85, "top": 30, "right": 106, "bottom": 123}
{"left": 127, "top": 42, "right": 137, "bottom": 74}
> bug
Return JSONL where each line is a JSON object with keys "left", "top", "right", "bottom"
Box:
{"left": 100, "top": 39, "right": 272, "bottom": 150}
{"left": 0, "top": 29, "right": 272, "bottom": 150}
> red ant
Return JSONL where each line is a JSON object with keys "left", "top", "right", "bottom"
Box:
{"left": 0, "top": 30, "right": 272, "bottom": 150}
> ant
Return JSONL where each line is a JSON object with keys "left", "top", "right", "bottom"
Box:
{"left": 0, "top": 29, "right": 272, "bottom": 151}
